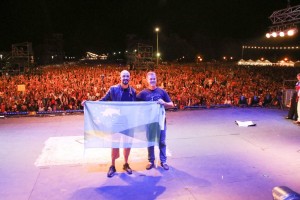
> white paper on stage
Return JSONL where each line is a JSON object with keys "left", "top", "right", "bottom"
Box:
{"left": 34, "top": 136, "right": 172, "bottom": 167}
{"left": 235, "top": 120, "right": 256, "bottom": 127}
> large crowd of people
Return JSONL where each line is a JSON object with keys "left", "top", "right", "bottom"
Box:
{"left": 0, "top": 63, "right": 299, "bottom": 113}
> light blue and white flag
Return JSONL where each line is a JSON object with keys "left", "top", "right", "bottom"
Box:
{"left": 84, "top": 101, "right": 165, "bottom": 148}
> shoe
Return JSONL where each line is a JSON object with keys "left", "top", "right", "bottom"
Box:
{"left": 293, "top": 121, "right": 300, "bottom": 124}
{"left": 123, "top": 163, "right": 132, "bottom": 174}
{"left": 161, "top": 162, "right": 169, "bottom": 170}
{"left": 146, "top": 162, "right": 155, "bottom": 170}
{"left": 107, "top": 165, "right": 116, "bottom": 178}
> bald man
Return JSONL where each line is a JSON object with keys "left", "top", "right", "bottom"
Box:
{"left": 100, "top": 70, "right": 136, "bottom": 177}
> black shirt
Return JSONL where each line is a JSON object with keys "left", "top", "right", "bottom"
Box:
{"left": 121, "top": 88, "right": 133, "bottom": 101}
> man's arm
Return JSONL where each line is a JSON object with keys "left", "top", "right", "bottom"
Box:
{"left": 100, "top": 87, "right": 112, "bottom": 101}
{"left": 158, "top": 89, "right": 174, "bottom": 108}
{"left": 157, "top": 99, "right": 174, "bottom": 108}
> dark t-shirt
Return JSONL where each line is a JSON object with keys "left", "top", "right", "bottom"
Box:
{"left": 121, "top": 88, "right": 133, "bottom": 101}
{"left": 137, "top": 88, "right": 171, "bottom": 102}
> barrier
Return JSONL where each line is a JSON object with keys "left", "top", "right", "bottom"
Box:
{"left": 0, "top": 110, "right": 84, "bottom": 117}
{"left": 183, "top": 104, "right": 232, "bottom": 110}
{"left": 0, "top": 103, "right": 278, "bottom": 118}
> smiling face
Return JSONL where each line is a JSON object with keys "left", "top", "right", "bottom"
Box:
{"left": 147, "top": 72, "right": 157, "bottom": 89}
{"left": 120, "top": 70, "right": 130, "bottom": 87}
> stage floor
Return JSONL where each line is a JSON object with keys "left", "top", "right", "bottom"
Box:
{"left": 0, "top": 107, "right": 300, "bottom": 200}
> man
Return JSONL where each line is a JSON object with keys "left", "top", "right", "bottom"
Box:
{"left": 85, "top": 70, "right": 136, "bottom": 177}
{"left": 285, "top": 91, "right": 298, "bottom": 120}
{"left": 137, "top": 71, "right": 174, "bottom": 170}
{"left": 293, "top": 73, "right": 300, "bottom": 125}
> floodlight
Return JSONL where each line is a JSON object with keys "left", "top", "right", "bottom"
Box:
{"left": 287, "top": 29, "right": 296, "bottom": 36}
{"left": 279, "top": 31, "right": 285, "bottom": 37}
{"left": 272, "top": 32, "right": 277, "bottom": 37}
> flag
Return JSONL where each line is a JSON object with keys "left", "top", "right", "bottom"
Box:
{"left": 84, "top": 101, "right": 165, "bottom": 148}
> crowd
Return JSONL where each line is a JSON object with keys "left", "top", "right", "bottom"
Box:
{"left": 0, "top": 63, "right": 299, "bottom": 113}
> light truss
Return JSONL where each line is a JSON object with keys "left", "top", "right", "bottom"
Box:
{"left": 269, "top": 4, "right": 300, "bottom": 25}
{"left": 266, "top": 4, "right": 300, "bottom": 38}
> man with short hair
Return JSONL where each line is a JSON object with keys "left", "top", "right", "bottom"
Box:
{"left": 137, "top": 71, "right": 174, "bottom": 170}
{"left": 84, "top": 70, "right": 136, "bottom": 177}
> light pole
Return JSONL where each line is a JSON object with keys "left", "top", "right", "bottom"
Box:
{"left": 155, "top": 27, "right": 159, "bottom": 67}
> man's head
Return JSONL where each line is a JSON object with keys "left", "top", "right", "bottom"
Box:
{"left": 120, "top": 70, "right": 130, "bottom": 86}
{"left": 146, "top": 71, "right": 157, "bottom": 88}
{"left": 297, "top": 73, "right": 300, "bottom": 81}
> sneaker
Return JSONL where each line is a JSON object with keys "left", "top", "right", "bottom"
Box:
{"left": 161, "top": 162, "right": 169, "bottom": 170}
{"left": 146, "top": 162, "right": 155, "bottom": 170}
{"left": 123, "top": 163, "right": 132, "bottom": 174}
{"left": 107, "top": 165, "right": 116, "bottom": 178}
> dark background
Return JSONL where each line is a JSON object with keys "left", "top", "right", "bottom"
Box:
{"left": 1, "top": 0, "right": 300, "bottom": 61}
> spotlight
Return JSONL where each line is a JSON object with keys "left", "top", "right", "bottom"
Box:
{"left": 272, "top": 186, "right": 300, "bottom": 200}
{"left": 287, "top": 29, "right": 296, "bottom": 36}
{"left": 272, "top": 32, "right": 278, "bottom": 37}
{"left": 266, "top": 26, "right": 298, "bottom": 39}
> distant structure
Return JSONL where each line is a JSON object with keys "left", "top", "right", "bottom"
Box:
{"left": 81, "top": 52, "right": 108, "bottom": 60}
{"left": 0, "top": 42, "right": 34, "bottom": 75}
{"left": 35, "top": 33, "right": 65, "bottom": 65}
{"left": 126, "top": 43, "right": 154, "bottom": 70}
{"left": 11, "top": 42, "right": 34, "bottom": 73}
{"left": 78, "top": 52, "right": 109, "bottom": 64}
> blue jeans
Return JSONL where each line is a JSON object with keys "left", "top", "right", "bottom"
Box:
{"left": 148, "top": 122, "right": 167, "bottom": 163}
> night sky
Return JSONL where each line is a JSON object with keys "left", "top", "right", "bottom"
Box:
{"left": 1, "top": 0, "right": 300, "bottom": 60}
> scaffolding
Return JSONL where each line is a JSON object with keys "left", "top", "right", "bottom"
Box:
{"left": 3, "top": 42, "right": 34, "bottom": 75}
{"left": 126, "top": 43, "right": 154, "bottom": 70}
{"left": 268, "top": 3, "right": 300, "bottom": 34}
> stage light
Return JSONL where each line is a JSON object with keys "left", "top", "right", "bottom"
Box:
{"left": 266, "top": 27, "right": 298, "bottom": 39}
{"left": 272, "top": 32, "right": 277, "bottom": 37}
{"left": 287, "top": 29, "right": 296, "bottom": 36}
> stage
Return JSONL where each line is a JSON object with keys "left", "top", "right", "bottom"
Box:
{"left": 1, "top": 107, "right": 300, "bottom": 200}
